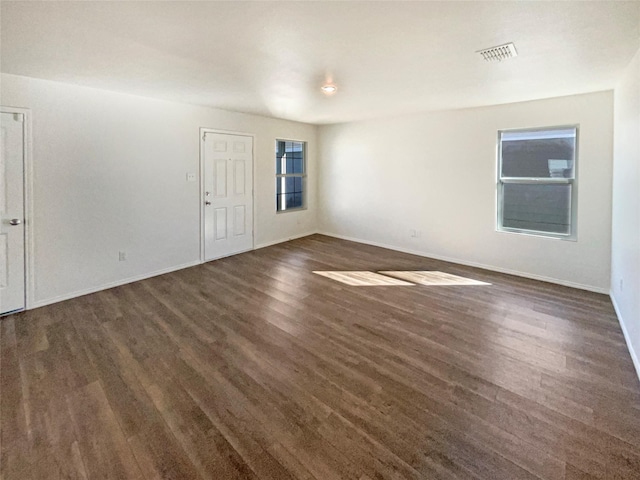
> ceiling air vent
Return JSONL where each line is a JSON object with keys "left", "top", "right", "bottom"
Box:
{"left": 477, "top": 43, "right": 518, "bottom": 62}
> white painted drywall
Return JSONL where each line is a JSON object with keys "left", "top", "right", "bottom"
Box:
{"left": 611, "top": 47, "right": 640, "bottom": 378}
{"left": 318, "top": 91, "right": 613, "bottom": 292}
{"left": 0, "top": 73, "right": 317, "bottom": 307}
{"left": 0, "top": 72, "right": 619, "bottom": 308}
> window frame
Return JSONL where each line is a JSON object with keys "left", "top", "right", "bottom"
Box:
{"left": 275, "top": 139, "right": 307, "bottom": 213}
{"left": 496, "top": 125, "right": 579, "bottom": 240}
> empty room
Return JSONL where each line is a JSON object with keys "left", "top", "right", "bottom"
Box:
{"left": 1, "top": 1, "right": 639, "bottom": 479}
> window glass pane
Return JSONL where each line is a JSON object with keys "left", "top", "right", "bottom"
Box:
{"left": 501, "top": 128, "right": 575, "bottom": 178}
{"left": 276, "top": 141, "right": 305, "bottom": 175}
{"left": 276, "top": 176, "right": 303, "bottom": 194}
{"left": 502, "top": 183, "right": 571, "bottom": 234}
{"left": 276, "top": 140, "right": 306, "bottom": 211}
{"left": 276, "top": 193, "right": 292, "bottom": 209}
{"left": 275, "top": 192, "right": 304, "bottom": 210}
{"left": 276, "top": 141, "right": 286, "bottom": 175}
{"left": 276, "top": 177, "right": 304, "bottom": 209}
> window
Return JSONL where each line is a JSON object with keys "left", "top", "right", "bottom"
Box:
{"left": 276, "top": 140, "right": 306, "bottom": 212}
{"left": 497, "top": 126, "right": 577, "bottom": 238}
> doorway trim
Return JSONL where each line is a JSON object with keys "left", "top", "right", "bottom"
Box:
{"left": 1, "top": 106, "right": 34, "bottom": 310}
{"left": 199, "top": 127, "right": 256, "bottom": 263}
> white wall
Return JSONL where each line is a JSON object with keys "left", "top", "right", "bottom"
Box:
{"left": 611, "top": 47, "right": 640, "bottom": 378}
{"left": 0, "top": 72, "right": 620, "bottom": 308}
{"left": 0, "top": 73, "right": 317, "bottom": 307}
{"left": 318, "top": 91, "right": 613, "bottom": 292}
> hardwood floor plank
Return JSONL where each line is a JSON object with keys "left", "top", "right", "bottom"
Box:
{"left": 14, "top": 312, "right": 93, "bottom": 480}
{"left": 66, "top": 381, "right": 144, "bottom": 479}
{"left": 13, "top": 309, "right": 49, "bottom": 357}
{"left": 172, "top": 354, "right": 299, "bottom": 480}
{"left": 28, "top": 440, "right": 88, "bottom": 480}
{"left": 0, "top": 318, "right": 27, "bottom": 453}
{"left": 127, "top": 420, "right": 203, "bottom": 480}
{"left": 0, "top": 318, "right": 32, "bottom": 480}
{"left": 143, "top": 361, "right": 260, "bottom": 480}
{"left": 70, "top": 297, "right": 176, "bottom": 439}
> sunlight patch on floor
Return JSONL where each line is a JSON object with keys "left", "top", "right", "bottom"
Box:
{"left": 379, "top": 271, "right": 491, "bottom": 286}
{"left": 312, "top": 271, "right": 415, "bottom": 286}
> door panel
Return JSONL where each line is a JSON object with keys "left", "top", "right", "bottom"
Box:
{"left": 0, "top": 235, "right": 8, "bottom": 287}
{"left": 0, "top": 111, "right": 25, "bottom": 315}
{"left": 234, "top": 160, "right": 245, "bottom": 195}
{"left": 203, "top": 133, "right": 253, "bottom": 261}
{"left": 233, "top": 141, "right": 245, "bottom": 153}
{"left": 214, "top": 208, "right": 227, "bottom": 240}
{"left": 214, "top": 159, "right": 226, "bottom": 197}
{"left": 233, "top": 205, "right": 246, "bottom": 236}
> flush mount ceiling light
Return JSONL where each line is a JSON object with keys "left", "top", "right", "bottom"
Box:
{"left": 477, "top": 42, "right": 518, "bottom": 62}
{"left": 321, "top": 84, "right": 337, "bottom": 95}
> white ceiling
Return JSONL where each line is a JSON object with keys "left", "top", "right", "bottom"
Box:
{"left": 2, "top": 1, "right": 639, "bottom": 125}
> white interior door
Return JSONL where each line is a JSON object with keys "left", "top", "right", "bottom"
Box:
{"left": 1, "top": 112, "right": 26, "bottom": 315}
{"left": 203, "top": 132, "right": 253, "bottom": 261}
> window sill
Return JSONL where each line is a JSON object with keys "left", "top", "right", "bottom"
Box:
{"left": 496, "top": 228, "right": 577, "bottom": 242}
{"left": 276, "top": 207, "right": 307, "bottom": 214}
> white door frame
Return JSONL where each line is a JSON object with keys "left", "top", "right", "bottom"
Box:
{"left": 199, "top": 127, "right": 256, "bottom": 263}
{"left": 1, "top": 106, "right": 34, "bottom": 311}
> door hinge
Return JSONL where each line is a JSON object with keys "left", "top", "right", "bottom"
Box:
{"left": 13, "top": 113, "right": 24, "bottom": 122}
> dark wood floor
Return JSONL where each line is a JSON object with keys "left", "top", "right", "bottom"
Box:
{"left": 2, "top": 235, "right": 639, "bottom": 479}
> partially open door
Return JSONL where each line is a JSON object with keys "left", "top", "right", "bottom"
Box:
{"left": 1, "top": 111, "right": 26, "bottom": 315}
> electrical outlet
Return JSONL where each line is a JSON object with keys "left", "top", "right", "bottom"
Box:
{"left": 186, "top": 172, "right": 196, "bottom": 182}
{"left": 118, "top": 251, "right": 127, "bottom": 261}
{"left": 410, "top": 229, "right": 416, "bottom": 238}
{"left": 620, "top": 278, "right": 624, "bottom": 292}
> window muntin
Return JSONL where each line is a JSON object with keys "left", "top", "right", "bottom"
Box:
{"left": 497, "top": 126, "right": 577, "bottom": 238}
{"left": 276, "top": 140, "right": 306, "bottom": 212}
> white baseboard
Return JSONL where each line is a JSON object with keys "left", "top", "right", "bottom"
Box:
{"left": 610, "top": 293, "right": 640, "bottom": 383}
{"left": 29, "top": 260, "right": 201, "bottom": 309}
{"left": 27, "top": 231, "right": 611, "bottom": 312}
{"left": 28, "top": 232, "right": 320, "bottom": 310}
{"left": 255, "top": 230, "right": 318, "bottom": 250}
{"left": 317, "top": 231, "right": 608, "bottom": 294}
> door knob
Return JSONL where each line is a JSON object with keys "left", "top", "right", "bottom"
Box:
{"left": 9, "top": 219, "right": 22, "bottom": 226}
{"left": 205, "top": 201, "right": 211, "bottom": 206}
